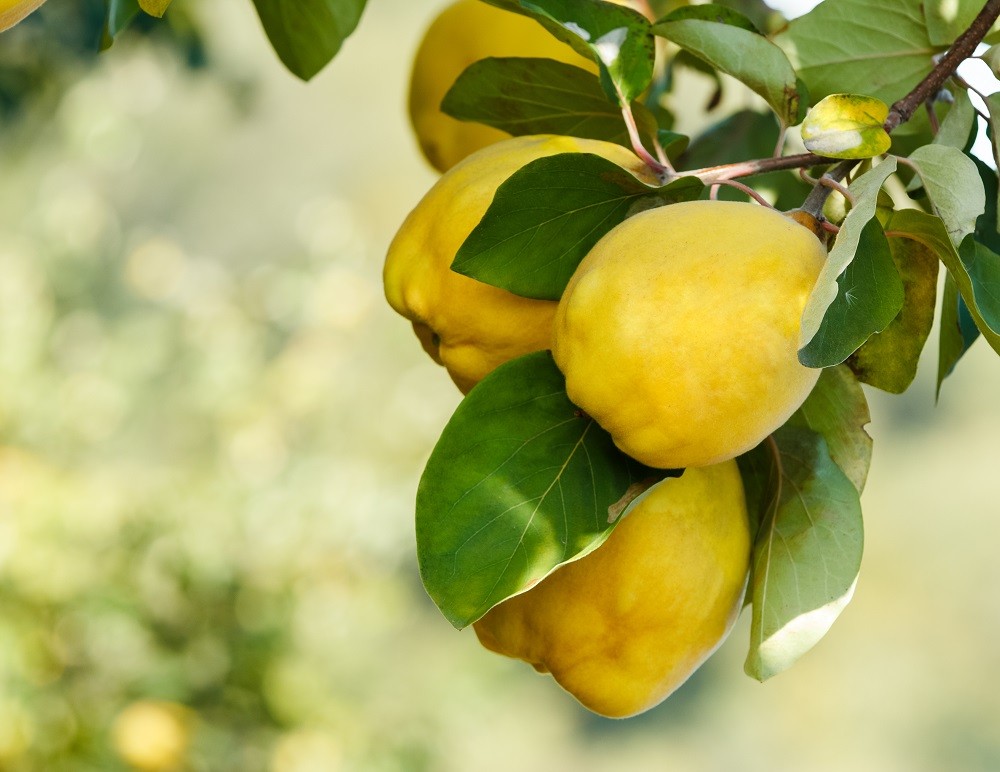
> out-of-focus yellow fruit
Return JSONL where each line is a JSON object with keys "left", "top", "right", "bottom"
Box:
{"left": 474, "top": 460, "right": 750, "bottom": 718}
{"left": 0, "top": 0, "right": 46, "bottom": 31}
{"left": 409, "top": 0, "right": 640, "bottom": 172}
{"left": 384, "top": 134, "right": 651, "bottom": 393}
{"left": 552, "top": 200, "right": 825, "bottom": 469}
{"left": 111, "top": 700, "right": 191, "bottom": 771}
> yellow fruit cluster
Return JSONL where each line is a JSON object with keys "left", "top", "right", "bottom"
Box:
{"left": 388, "top": 1, "right": 826, "bottom": 719}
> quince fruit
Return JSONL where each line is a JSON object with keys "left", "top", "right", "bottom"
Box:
{"left": 384, "top": 134, "right": 651, "bottom": 393}
{"left": 552, "top": 200, "right": 825, "bottom": 469}
{"left": 473, "top": 460, "right": 750, "bottom": 718}
{"left": 409, "top": 0, "right": 639, "bottom": 172}
{"left": 0, "top": 0, "right": 46, "bottom": 31}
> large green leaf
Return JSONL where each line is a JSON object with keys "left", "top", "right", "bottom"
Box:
{"left": 886, "top": 208, "right": 1000, "bottom": 358}
{"left": 441, "top": 58, "right": 657, "bottom": 149}
{"left": 654, "top": 15, "right": 801, "bottom": 124}
{"left": 251, "top": 0, "right": 367, "bottom": 81}
{"left": 485, "top": 0, "right": 655, "bottom": 102}
{"left": 453, "top": 154, "right": 702, "bottom": 300}
{"left": 774, "top": 0, "right": 935, "bottom": 105}
{"left": 416, "top": 352, "right": 661, "bottom": 629}
{"left": 907, "top": 144, "right": 985, "bottom": 247}
{"left": 924, "top": 0, "right": 997, "bottom": 46}
{"left": 799, "top": 218, "right": 904, "bottom": 368}
{"left": 744, "top": 426, "right": 864, "bottom": 682}
{"left": 786, "top": 366, "right": 872, "bottom": 493}
{"left": 799, "top": 159, "right": 898, "bottom": 352}
{"left": 847, "top": 233, "right": 939, "bottom": 394}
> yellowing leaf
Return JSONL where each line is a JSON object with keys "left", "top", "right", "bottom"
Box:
{"left": 138, "top": 0, "right": 171, "bottom": 17}
{"left": 801, "top": 94, "right": 890, "bottom": 159}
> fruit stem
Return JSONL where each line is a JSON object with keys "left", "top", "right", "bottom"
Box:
{"left": 621, "top": 100, "right": 672, "bottom": 178}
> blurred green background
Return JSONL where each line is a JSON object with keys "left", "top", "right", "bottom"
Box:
{"left": 0, "top": 1, "right": 999, "bottom": 770}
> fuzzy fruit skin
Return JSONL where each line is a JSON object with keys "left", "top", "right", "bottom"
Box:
{"left": 408, "top": 0, "right": 644, "bottom": 172}
{"left": 0, "top": 0, "right": 46, "bottom": 31}
{"left": 473, "top": 461, "right": 750, "bottom": 719}
{"left": 384, "top": 134, "right": 651, "bottom": 394}
{"left": 552, "top": 200, "right": 825, "bottom": 469}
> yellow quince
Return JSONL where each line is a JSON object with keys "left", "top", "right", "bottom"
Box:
{"left": 384, "top": 134, "right": 651, "bottom": 393}
{"left": 0, "top": 0, "right": 46, "bottom": 31}
{"left": 474, "top": 460, "right": 750, "bottom": 718}
{"left": 408, "top": 0, "right": 642, "bottom": 172}
{"left": 552, "top": 200, "right": 825, "bottom": 469}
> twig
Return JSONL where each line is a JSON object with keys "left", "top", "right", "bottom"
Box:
{"left": 712, "top": 179, "right": 775, "bottom": 208}
{"left": 671, "top": 0, "right": 1000, "bottom": 187}
{"left": 621, "top": 100, "right": 671, "bottom": 178}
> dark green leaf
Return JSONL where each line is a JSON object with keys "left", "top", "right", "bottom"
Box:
{"left": 103, "top": 0, "right": 141, "bottom": 43}
{"left": 744, "top": 425, "right": 864, "bottom": 682}
{"left": 799, "top": 219, "right": 904, "bottom": 367}
{"left": 657, "top": 130, "right": 689, "bottom": 160}
{"left": 485, "top": 0, "right": 655, "bottom": 102}
{"left": 659, "top": 4, "right": 758, "bottom": 32}
{"left": 441, "top": 58, "right": 657, "bottom": 149}
{"left": 416, "top": 351, "right": 661, "bottom": 629}
{"left": 786, "top": 366, "right": 872, "bottom": 493}
{"left": 774, "top": 0, "right": 936, "bottom": 105}
{"left": 654, "top": 16, "right": 801, "bottom": 124}
{"left": 250, "top": 0, "right": 367, "bottom": 81}
{"left": 454, "top": 154, "right": 702, "bottom": 301}
{"left": 937, "top": 273, "right": 980, "bottom": 397}
{"left": 885, "top": 208, "right": 1000, "bottom": 358}
{"left": 847, "top": 233, "right": 939, "bottom": 394}
{"left": 800, "top": 159, "right": 898, "bottom": 351}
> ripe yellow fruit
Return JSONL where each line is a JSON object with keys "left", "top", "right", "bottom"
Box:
{"left": 552, "top": 200, "right": 825, "bottom": 469}
{"left": 0, "top": 0, "right": 46, "bottom": 31}
{"left": 474, "top": 460, "right": 750, "bottom": 718}
{"left": 384, "top": 134, "right": 651, "bottom": 393}
{"left": 409, "top": 0, "right": 638, "bottom": 172}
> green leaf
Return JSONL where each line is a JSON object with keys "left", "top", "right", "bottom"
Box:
{"left": 937, "top": 273, "right": 980, "bottom": 397}
{"left": 654, "top": 16, "right": 801, "bottom": 125}
{"left": 907, "top": 144, "right": 986, "bottom": 247}
{"left": 925, "top": 0, "right": 993, "bottom": 47}
{"left": 103, "top": 0, "right": 141, "bottom": 43}
{"left": 800, "top": 158, "right": 898, "bottom": 351}
{"left": 454, "top": 154, "right": 702, "bottom": 301}
{"left": 744, "top": 425, "right": 864, "bottom": 682}
{"left": 774, "top": 0, "right": 935, "bottom": 105}
{"left": 799, "top": 219, "right": 904, "bottom": 368}
{"left": 485, "top": 0, "right": 655, "bottom": 102}
{"left": 657, "top": 130, "right": 689, "bottom": 160}
{"left": 800, "top": 94, "right": 891, "bottom": 160}
{"left": 138, "top": 0, "right": 170, "bottom": 17}
{"left": 935, "top": 89, "right": 977, "bottom": 151}
{"left": 660, "top": 3, "right": 758, "bottom": 32}
{"left": 786, "top": 366, "right": 872, "bottom": 494}
{"left": 441, "top": 58, "right": 657, "bottom": 149}
{"left": 250, "top": 0, "right": 367, "bottom": 81}
{"left": 416, "top": 351, "right": 661, "bottom": 629}
{"left": 885, "top": 208, "right": 1000, "bottom": 358}
{"left": 981, "top": 43, "right": 1000, "bottom": 77}
{"left": 982, "top": 94, "right": 1000, "bottom": 226}
{"left": 847, "top": 233, "right": 939, "bottom": 394}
